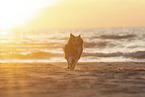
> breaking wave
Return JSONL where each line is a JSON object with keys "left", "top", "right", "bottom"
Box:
{"left": 0, "top": 51, "right": 62, "bottom": 60}
{"left": 83, "top": 51, "right": 145, "bottom": 59}
{"left": 0, "top": 27, "right": 145, "bottom": 62}
{"left": 99, "top": 34, "right": 136, "bottom": 39}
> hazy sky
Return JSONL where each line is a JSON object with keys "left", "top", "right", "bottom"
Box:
{"left": 1, "top": 0, "right": 145, "bottom": 30}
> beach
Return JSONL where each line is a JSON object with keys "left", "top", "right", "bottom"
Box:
{"left": 0, "top": 62, "right": 145, "bottom": 97}
{"left": 0, "top": 0, "right": 145, "bottom": 96}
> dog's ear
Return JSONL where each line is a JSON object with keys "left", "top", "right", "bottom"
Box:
{"left": 70, "top": 33, "right": 74, "bottom": 37}
{"left": 78, "top": 34, "right": 81, "bottom": 37}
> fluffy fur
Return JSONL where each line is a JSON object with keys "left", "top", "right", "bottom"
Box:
{"left": 63, "top": 33, "right": 83, "bottom": 70}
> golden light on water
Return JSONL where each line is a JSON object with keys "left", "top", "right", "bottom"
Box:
{"left": 0, "top": 32, "right": 9, "bottom": 36}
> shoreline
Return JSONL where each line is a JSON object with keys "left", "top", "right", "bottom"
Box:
{"left": 0, "top": 62, "right": 145, "bottom": 97}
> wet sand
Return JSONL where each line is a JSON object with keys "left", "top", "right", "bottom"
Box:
{"left": 0, "top": 62, "right": 145, "bottom": 97}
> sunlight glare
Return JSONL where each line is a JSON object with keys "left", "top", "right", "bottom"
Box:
{"left": 0, "top": 0, "right": 59, "bottom": 30}
{"left": 0, "top": 32, "right": 9, "bottom": 36}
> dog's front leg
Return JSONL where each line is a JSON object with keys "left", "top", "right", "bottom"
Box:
{"left": 71, "top": 59, "right": 78, "bottom": 70}
{"left": 67, "top": 57, "right": 72, "bottom": 69}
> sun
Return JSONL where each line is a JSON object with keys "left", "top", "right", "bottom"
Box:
{"left": 0, "top": 0, "right": 59, "bottom": 30}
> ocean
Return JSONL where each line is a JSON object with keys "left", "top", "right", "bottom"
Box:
{"left": 0, "top": 27, "right": 145, "bottom": 62}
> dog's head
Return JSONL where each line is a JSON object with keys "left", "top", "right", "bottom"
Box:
{"left": 69, "top": 33, "right": 83, "bottom": 46}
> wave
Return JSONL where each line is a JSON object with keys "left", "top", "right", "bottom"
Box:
{"left": 84, "top": 42, "right": 97, "bottom": 48}
{"left": 83, "top": 52, "right": 123, "bottom": 57}
{"left": 84, "top": 41, "right": 114, "bottom": 48}
{"left": 83, "top": 51, "right": 145, "bottom": 59}
{"left": 124, "top": 51, "right": 145, "bottom": 59}
{"left": 1, "top": 49, "right": 145, "bottom": 60}
{"left": 100, "top": 34, "right": 136, "bottom": 39}
{"left": 0, "top": 50, "right": 145, "bottom": 61}
{"left": 0, "top": 41, "right": 62, "bottom": 46}
{"left": 0, "top": 51, "right": 63, "bottom": 60}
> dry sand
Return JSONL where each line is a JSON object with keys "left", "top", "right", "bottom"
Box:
{"left": 0, "top": 62, "right": 145, "bottom": 97}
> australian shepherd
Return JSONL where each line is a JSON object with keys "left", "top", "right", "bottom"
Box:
{"left": 63, "top": 33, "right": 83, "bottom": 70}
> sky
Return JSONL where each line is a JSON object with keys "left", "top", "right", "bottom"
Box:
{"left": 1, "top": 0, "right": 145, "bottom": 30}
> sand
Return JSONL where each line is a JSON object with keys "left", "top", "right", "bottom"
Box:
{"left": 0, "top": 62, "right": 145, "bottom": 97}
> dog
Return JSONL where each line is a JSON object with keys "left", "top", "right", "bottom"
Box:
{"left": 63, "top": 33, "right": 83, "bottom": 70}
